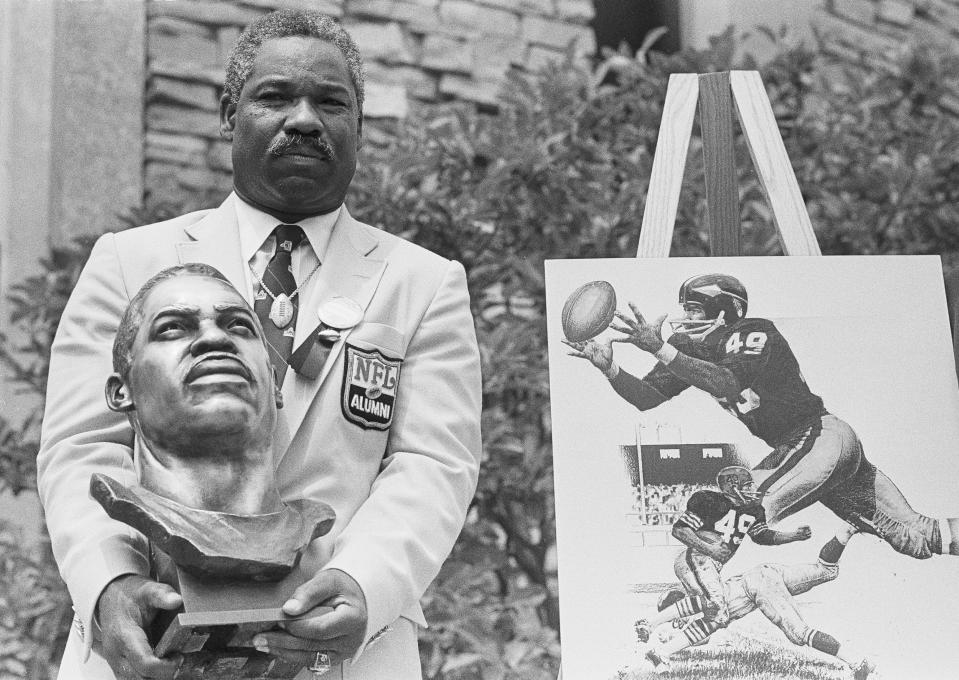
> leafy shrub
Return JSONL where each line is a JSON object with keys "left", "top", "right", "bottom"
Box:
{"left": 4, "top": 27, "right": 959, "bottom": 680}
{"left": 0, "top": 522, "right": 72, "bottom": 680}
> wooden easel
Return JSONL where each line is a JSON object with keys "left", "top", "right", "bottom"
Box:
{"left": 637, "top": 71, "right": 820, "bottom": 258}
{"left": 555, "top": 70, "right": 819, "bottom": 680}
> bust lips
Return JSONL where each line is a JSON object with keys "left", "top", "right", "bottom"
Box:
{"left": 186, "top": 353, "right": 253, "bottom": 384}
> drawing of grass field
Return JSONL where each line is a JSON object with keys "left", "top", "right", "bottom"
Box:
{"left": 611, "top": 624, "right": 850, "bottom": 680}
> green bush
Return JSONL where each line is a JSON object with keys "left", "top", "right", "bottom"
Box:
{"left": 3, "top": 27, "right": 959, "bottom": 680}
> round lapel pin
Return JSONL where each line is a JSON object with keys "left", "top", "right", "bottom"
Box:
{"left": 316, "top": 297, "right": 364, "bottom": 341}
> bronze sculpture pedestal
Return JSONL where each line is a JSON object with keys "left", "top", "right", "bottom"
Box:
{"left": 92, "top": 473, "right": 336, "bottom": 679}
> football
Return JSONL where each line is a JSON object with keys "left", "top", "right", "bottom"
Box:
{"left": 561, "top": 280, "right": 617, "bottom": 343}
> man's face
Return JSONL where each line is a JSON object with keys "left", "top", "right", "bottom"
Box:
{"left": 220, "top": 36, "right": 362, "bottom": 218}
{"left": 718, "top": 470, "right": 759, "bottom": 506}
{"left": 108, "top": 276, "right": 279, "bottom": 453}
{"left": 682, "top": 303, "right": 707, "bottom": 321}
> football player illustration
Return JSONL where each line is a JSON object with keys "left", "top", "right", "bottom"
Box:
{"left": 565, "top": 273, "right": 959, "bottom": 561}
{"left": 667, "top": 467, "right": 810, "bottom": 634}
{"left": 635, "top": 525, "right": 874, "bottom": 679}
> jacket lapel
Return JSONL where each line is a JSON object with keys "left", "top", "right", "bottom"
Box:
{"left": 176, "top": 194, "right": 249, "bottom": 300}
{"left": 277, "top": 208, "right": 388, "bottom": 452}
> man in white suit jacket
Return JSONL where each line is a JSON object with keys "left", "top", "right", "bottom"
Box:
{"left": 36, "top": 10, "right": 481, "bottom": 680}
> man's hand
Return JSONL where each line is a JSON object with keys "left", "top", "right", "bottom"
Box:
{"left": 96, "top": 574, "right": 183, "bottom": 680}
{"left": 789, "top": 525, "right": 813, "bottom": 542}
{"left": 609, "top": 304, "right": 669, "bottom": 355}
{"left": 563, "top": 338, "right": 614, "bottom": 372}
{"left": 253, "top": 568, "right": 368, "bottom": 670}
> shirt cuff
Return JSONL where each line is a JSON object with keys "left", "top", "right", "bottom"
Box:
{"left": 603, "top": 361, "right": 620, "bottom": 380}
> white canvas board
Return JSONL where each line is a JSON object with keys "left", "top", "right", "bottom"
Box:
{"left": 546, "top": 255, "right": 959, "bottom": 680}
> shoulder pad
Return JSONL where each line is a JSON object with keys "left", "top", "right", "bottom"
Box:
{"left": 733, "top": 317, "right": 778, "bottom": 334}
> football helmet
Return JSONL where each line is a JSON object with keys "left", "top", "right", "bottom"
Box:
{"left": 716, "top": 465, "right": 762, "bottom": 505}
{"left": 669, "top": 273, "right": 748, "bottom": 340}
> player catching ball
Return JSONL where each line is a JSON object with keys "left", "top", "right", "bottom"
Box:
{"left": 565, "top": 273, "right": 959, "bottom": 561}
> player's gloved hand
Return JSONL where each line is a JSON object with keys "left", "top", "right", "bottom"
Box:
{"left": 563, "top": 338, "right": 614, "bottom": 373}
{"left": 610, "top": 304, "right": 669, "bottom": 355}
{"left": 253, "top": 568, "right": 368, "bottom": 670}
{"left": 96, "top": 574, "right": 183, "bottom": 680}
{"left": 790, "top": 525, "right": 813, "bottom": 542}
{"left": 711, "top": 544, "right": 734, "bottom": 563}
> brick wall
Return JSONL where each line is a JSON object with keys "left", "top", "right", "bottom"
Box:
{"left": 817, "top": 0, "right": 959, "bottom": 77}
{"left": 144, "top": 0, "right": 595, "bottom": 206}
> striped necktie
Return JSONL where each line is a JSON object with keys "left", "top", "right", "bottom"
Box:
{"left": 253, "top": 224, "right": 305, "bottom": 386}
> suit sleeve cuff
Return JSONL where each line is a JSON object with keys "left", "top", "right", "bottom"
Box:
{"left": 71, "top": 541, "right": 150, "bottom": 661}
{"left": 321, "top": 556, "right": 425, "bottom": 661}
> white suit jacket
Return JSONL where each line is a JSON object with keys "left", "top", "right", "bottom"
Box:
{"left": 37, "top": 194, "right": 482, "bottom": 679}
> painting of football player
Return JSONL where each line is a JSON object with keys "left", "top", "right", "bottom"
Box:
{"left": 634, "top": 526, "right": 874, "bottom": 679}
{"left": 565, "top": 273, "right": 959, "bottom": 562}
{"left": 660, "top": 466, "right": 810, "bottom": 638}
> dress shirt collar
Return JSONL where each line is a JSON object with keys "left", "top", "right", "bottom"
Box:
{"left": 234, "top": 193, "right": 341, "bottom": 262}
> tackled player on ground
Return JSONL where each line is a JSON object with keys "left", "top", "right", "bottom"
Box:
{"left": 634, "top": 523, "right": 874, "bottom": 679}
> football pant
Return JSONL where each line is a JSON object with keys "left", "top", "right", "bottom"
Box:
{"left": 825, "top": 465, "right": 942, "bottom": 560}
{"left": 753, "top": 414, "right": 942, "bottom": 559}
{"left": 673, "top": 548, "right": 729, "bottom": 626}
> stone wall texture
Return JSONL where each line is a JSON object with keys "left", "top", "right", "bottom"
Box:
{"left": 144, "top": 0, "right": 595, "bottom": 205}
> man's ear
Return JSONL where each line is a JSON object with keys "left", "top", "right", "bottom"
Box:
{"left": 219, "top": 93, "right": 237, "bottom": 141}
{"left": 105, "top": 374, "right": 135, "bottom": 413}
{"left": 356, "top": 113, "right": 364, "bottom": 151}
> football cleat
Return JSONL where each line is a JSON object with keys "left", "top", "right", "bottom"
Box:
{"left": 634, "top": 619, "right": 652, "bottom": 643}
{"left": 657, "top": 588, "right": 687, "bottom": 613}
{"left": 853, "top": 658, "right": 876, "bottom": 680}
{"left": 645, "top": 649, "right": 671, "bottom": 674}
{"left": 716, "top": 465, "right": 763, "bottom": 505}
{"left": 670, "top": 273, "right": 748, "bottom": 340}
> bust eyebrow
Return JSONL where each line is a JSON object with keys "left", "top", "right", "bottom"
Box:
{"left": 214, "top": 303, "right": 255, "bottom": 316}
{"left": 146, "top": 305, "right": 200, "bottom": 338}
{"left": 153, "top": 304, "right": 200, "bottom": 318}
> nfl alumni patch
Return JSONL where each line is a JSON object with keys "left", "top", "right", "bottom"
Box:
{"left": 342, "top": 345, "right": 402, "bottom": 430}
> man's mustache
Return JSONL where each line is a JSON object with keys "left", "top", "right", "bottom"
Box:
{"left": 269, "top": 132, "right": 334, "bottom": 159}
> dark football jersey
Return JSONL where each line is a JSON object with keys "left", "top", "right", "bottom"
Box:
{"left": 674, "top": 489, "right": 768, "bottom": 560}
{"left": 635, "top": 319, "right": 825, "bottom": 446}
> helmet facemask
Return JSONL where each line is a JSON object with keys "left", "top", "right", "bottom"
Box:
{"left": 716, "top": 465, "right": 763, "bottom": 505}
{"left": 669, "top": 304, "right": 727, "bottom": 341}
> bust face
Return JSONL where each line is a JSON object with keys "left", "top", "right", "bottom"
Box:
{"left": 116, "top": 275, "right": 279, "bottom": 456}
{"left": 221, "top": 35, "right": 361, "bottom": 220}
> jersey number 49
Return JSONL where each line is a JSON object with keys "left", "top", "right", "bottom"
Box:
{"left": 715, "top": 510, "right": 756, "bottom": 545}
